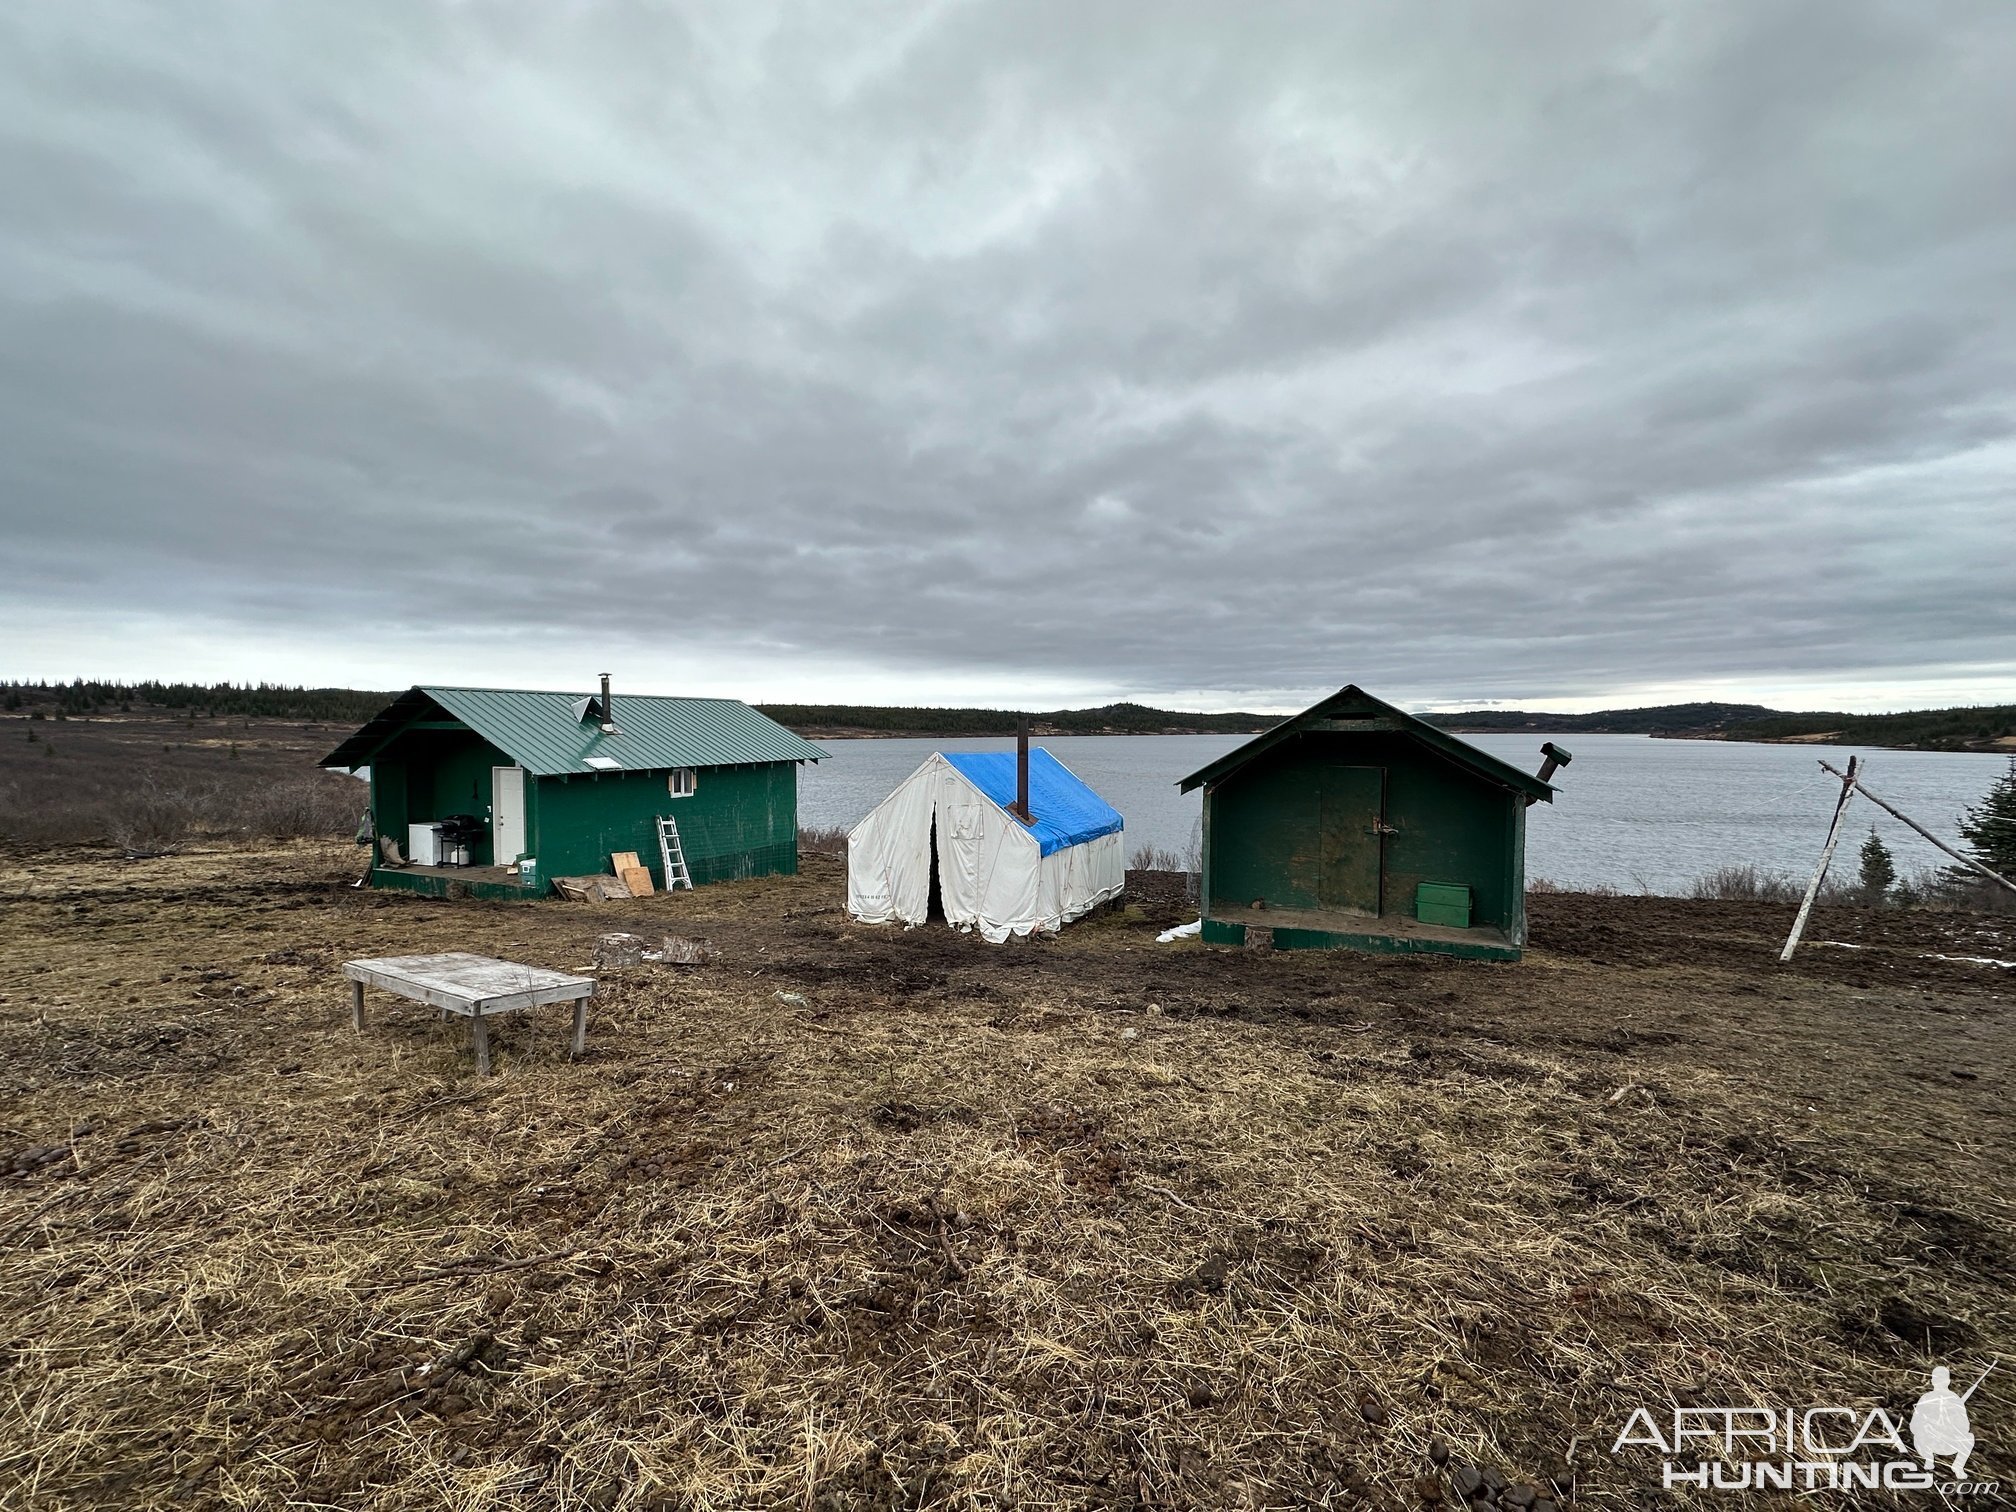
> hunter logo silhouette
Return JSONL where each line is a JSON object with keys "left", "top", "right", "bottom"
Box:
{"left": 1911, "top": 1364, "right": 1991, "bottom": 1479}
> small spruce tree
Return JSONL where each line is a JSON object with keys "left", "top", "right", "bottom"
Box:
{"left": 1956, "top": 755, "right": 2016, "bottom": 880}
{"left": 1857, "top": 828, "right": 1896, "bottom": 904}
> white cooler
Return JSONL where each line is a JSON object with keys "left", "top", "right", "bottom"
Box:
{"left": 408, "top": 822, "right": 445, "bottom": 867}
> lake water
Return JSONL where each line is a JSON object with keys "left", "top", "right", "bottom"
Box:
{"left": 799, "top": 732, "right": 2010, "bottom": 895}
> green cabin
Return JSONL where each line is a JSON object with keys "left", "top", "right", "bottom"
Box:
{"left": 1177, "top": 686, "right": 1556, "bottom": 961}
{"left": 319, "top": 683, "right": 828, "bottom": 899}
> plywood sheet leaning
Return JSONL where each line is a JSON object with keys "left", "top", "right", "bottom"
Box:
{"left": 611, "top": 851, "right": 655, "bottom": 896}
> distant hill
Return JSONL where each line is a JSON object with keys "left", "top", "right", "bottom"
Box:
{"left": 1427, "top": 701, "right": 2016, "bottom": 752}
{"left": 1423, "top": 702, "right": 1778, "bottom": 737}
{"left": 0, "top": 684, "right": 1274, "bottom": 737}
{"left": 1720, "top": 705, "right": 2016, "bottom": 752}
{"left": 7, "top": 681, "right": 2009, "bottom": 752}
{"left": 755, "top": 701, "right": 1274, "bottom": 738}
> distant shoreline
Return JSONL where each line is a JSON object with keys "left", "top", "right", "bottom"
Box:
{"left": 793, "top": 726, "right": 1272, "bottom": 741}
{"left": 6, "top": 682, "right": 2011, "bottom": 755}
{"left": 800, "top": 726, "right": 2013, "bottom": 752}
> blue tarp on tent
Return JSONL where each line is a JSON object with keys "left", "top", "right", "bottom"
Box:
{"left": 943, "top": 749, "right": 1124, "bottom": 857}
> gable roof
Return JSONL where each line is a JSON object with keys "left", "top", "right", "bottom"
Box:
{"left": 942, "top": 749, "right": 1125, "bottom": 856}
{"left": 1175, "top": 685, "right": 1554, "bottom": 802}
{"left": 318, "top": 686, "right": 828, "bottom": 776}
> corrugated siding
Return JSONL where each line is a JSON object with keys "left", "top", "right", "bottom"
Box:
{"left": 415, "top": 687, "right": 828, "bottom": 777}
{"left": 530, "top": 763, "right": 798, "bottom": 884}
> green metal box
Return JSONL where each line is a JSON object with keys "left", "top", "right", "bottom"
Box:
{"left": 1415, "top": 881, "right": 1472, "bottom": 929}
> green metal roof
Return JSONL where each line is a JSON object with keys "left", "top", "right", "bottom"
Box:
{"left": 319, "top": 686, "right": 828, "bottom": 776}
{"left": 1175, "top": 684, "right": 1554, "bottom": 801}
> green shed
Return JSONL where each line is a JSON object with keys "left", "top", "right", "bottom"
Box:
{"left": 1176, "top": 686, "right": 1557, "bottom": 961}
{"left": 319, "top": 682, "right": 828, "bottom": 899}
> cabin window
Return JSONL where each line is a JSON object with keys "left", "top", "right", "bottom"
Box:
{"left": 668, "top": 767, "right": 697, "bottom": 798}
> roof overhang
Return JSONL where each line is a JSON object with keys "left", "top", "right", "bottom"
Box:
{"left": 317, "top": 687, "right": 447, "bottom": 770}
{"left": 1176, "top": 684, "right": 1555, "bottom": 802}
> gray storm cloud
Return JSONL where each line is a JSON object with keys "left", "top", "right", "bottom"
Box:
{"left": 2, "top": 1, "right": 2013, "bottom": 707}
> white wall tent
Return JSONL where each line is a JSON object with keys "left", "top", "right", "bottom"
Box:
{"left": 846, "top": 749, "right": 1126, "bottom": 943}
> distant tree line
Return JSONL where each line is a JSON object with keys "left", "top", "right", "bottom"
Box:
{"left": 1428, "top": 700, "right": 2015, "bottom": 751}
{"left": 757, "top": 701, "right": 1274, "bottom": 736}
{"left": 0, "top": 683, "right": 1276, "bottom": 736}
{"left": 6, "top": 680, "right": 2008, "bottom": 752}
{"left": 1721, "top": 705, "right": 2016, "bottom": 751}
{"left": 1, "top": 680, "right": 394, "bottom": 722}
{"left": 1426, "top": 702, "right": 1779, "bottom": 736}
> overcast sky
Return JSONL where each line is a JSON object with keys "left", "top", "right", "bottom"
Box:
{"left": 4, "top": 2, "right": 2013, "bottom": 714}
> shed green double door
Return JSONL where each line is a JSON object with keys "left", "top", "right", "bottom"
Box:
{"left": 1316, "top": 765, "right": 1385, "bottom": 915}
{"left": 1212, "top": 761, "right": 1386, "bottom": 917}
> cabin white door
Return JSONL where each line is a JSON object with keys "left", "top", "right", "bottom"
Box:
{"left": 492, "top": 766, "right": 527, "bottom": 863}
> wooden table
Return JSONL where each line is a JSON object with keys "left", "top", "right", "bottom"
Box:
{"left": 343, "top": 953, "right": 594, "bottom": 1075}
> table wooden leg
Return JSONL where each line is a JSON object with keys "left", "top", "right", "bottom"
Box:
{"left": 472, "top": 1014, "right": 491, "bottom": 1076}
{"left": 571, "top": 999, "right": 587, "bottom": 1059}
{"left": 351, "top": 980, "right": 365, "bottom": 1031}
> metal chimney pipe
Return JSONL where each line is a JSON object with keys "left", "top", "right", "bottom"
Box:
{"left": 1526, "top": 741, "right": 1573, "bottom": 805}
{"left": 599, "top": 672, "right": 613, "bottom": 730}
{"left": 1016, "top": 716, "right": 1031, "bottom": 822}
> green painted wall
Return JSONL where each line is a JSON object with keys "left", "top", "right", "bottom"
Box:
{"left": 530, "top": 761, "right": 799, "bottom": 885}
{"left": 367, "top": 757, "right": 407, "bottom": 850}
{"left": 1207, "top": 752, "right": 1326, "bottom": 910}
{"left": 1202, "top": 731, "right": 1527, "bottom": 944}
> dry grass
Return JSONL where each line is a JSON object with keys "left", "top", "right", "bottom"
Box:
{"left": 2, "top": 844, "right": 2013, "bottom": 1509}
{"left": 0, "top": 713, "right": 362, "bottom": 848}
{"left": 1685, "top": 861, "right": 2013, "bottom": 915}
{"left": 797, "top": 825, "right": 850, "bottom": 857}
{"left": 1686, "top": 863, "right": 1810, "bottom": 905}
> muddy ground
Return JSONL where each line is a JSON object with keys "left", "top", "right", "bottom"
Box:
{"left": 1, "top": 843, "right": 2012, "bottom": 1511}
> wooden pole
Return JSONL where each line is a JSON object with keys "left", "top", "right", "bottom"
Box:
{"left": 1780, "top": 756, "right": 1858, "bottom": 963}
{"left": 1818, "top": 759, "right": 2016, "bottom": 896}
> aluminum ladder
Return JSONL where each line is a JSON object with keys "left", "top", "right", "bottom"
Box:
{"left": 655, "top": 815, "right": 694, "bottom": 891}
